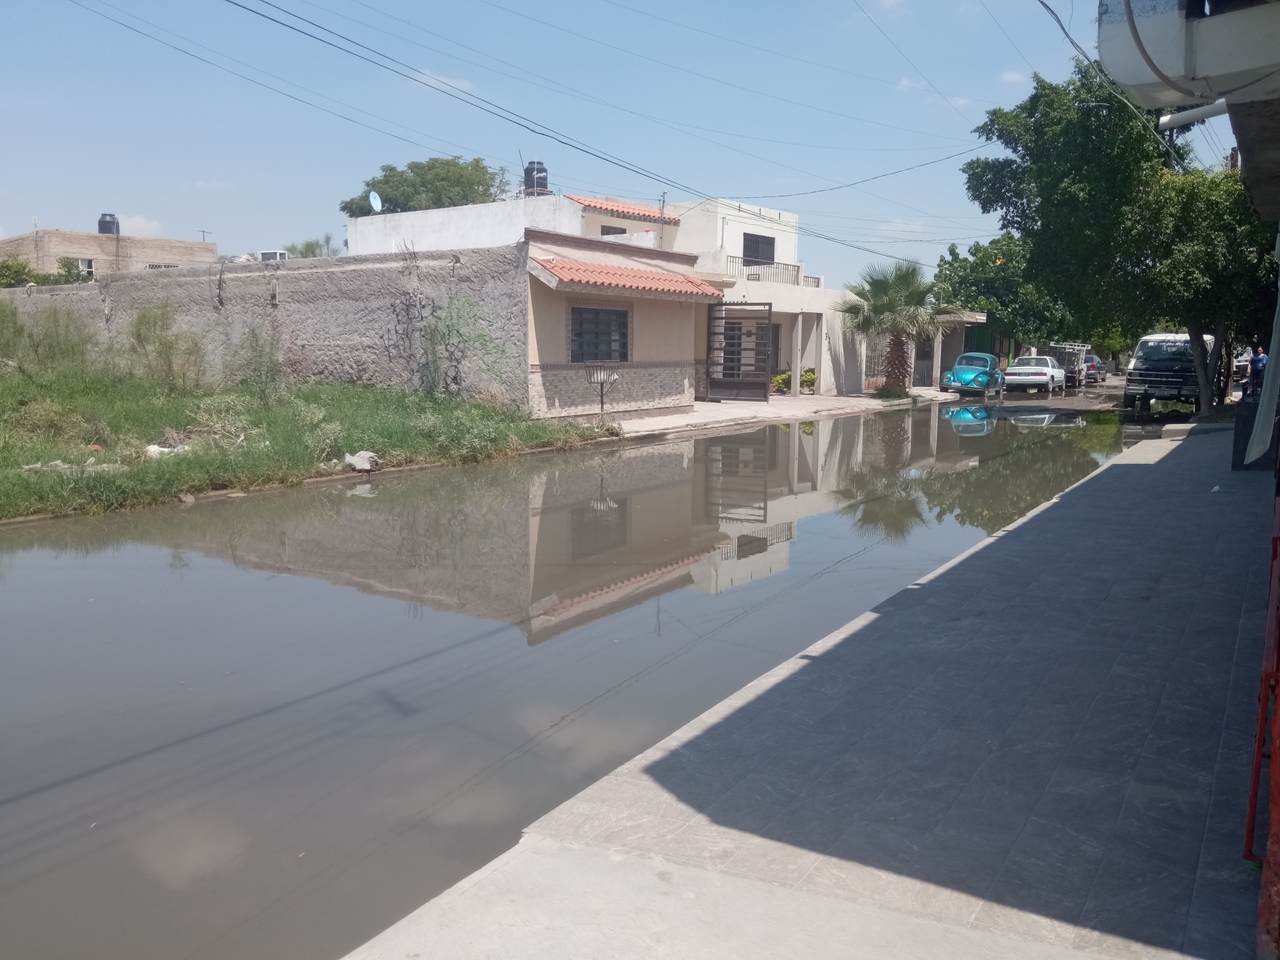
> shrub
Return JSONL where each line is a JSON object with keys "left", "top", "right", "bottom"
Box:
{"left": 128, "top": 302, "right": 205, "bottom": 389}
{"left": 771, "top": 371, "right": 791, "bottom": 393}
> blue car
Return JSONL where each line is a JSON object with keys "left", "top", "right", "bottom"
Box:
{"left": 940, "top": 353, "right": 1005, "bottom": 398}
{"left": 941, "top": 404, "right": 995, "bottom": 436}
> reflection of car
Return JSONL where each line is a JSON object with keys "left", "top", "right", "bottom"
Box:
{"left": 941, "top": 405, "right": 995, "bottom": 436}
{"left": 1010, "top": 413, "right": 1085, "bottom": 428}
{"left": 939, "top": 353, "right": 1005, "bottom": 398}
{"left": 1003, "top": 356, "right": 1066, "bottom": 393}
{"left": 1084, "top": 354, "right": 1107, "bottom": 383}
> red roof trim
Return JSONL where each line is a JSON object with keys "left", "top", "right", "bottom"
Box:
{"left": 565, "top": 195, "right": 680, "bottom": 225}
{"left": 531, "top": 257, "right": 720, "bottom": 298}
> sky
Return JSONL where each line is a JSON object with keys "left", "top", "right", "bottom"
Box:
{"left": 1, "top": 0, "right": 1238, "bottom": 283}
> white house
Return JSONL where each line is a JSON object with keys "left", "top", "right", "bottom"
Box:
{"left": 346, "top": 183, "right": 855, "bottom": 401}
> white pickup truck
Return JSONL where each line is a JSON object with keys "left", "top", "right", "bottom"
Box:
{"left": 1044, "top": 342, "right": 1091, "bottom": 388}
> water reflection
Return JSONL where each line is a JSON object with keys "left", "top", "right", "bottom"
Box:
{"left": 0, "top": 405, "right": 1124, "bottom": 960}
{"left": 843, "top": 406, "right": 1122, "bottom": 537}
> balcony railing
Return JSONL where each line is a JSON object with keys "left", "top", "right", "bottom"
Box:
{"left": 802, "top": 276, "right": 820, "bottom": 288}
{"left": 727, "top": 255, "right": 801, "bottom": 286}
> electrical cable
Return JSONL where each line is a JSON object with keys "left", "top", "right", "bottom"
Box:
{"left": 725, "top": 145, "right": 989, "bottom": 200}
{"left": 593, "top": 0, "right": 1013, "bottom": 108}
{"left": 846, "top": 0, "right": 974, "bottom": 127}
{"left": 976, "top": 0, "right": 1036, "bottom": 70}
{"left": 1030, "top": 0, "right": 1188, "bottom": 172}
{"left": 465, "top": 0, "right": 975, "bottom": 142}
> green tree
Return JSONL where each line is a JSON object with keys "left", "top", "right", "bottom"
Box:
{"left": 934, "top": 232, "right": 1074, "bottom": 352}
{"left": 0, "top": 256, "right": 84, "bottom": 288}
{"left": 339, "top": 157, "right": 509, "bottom": 216}
{"left": 960, "top": 59, "right": 1276, "bottom": 410}
{"left": 838, "top": 262, "right": 959, "bottom": 395}
{"left": 283, "top": 233, "right": 339, "bottom": 258}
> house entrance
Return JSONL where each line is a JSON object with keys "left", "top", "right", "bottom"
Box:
{"left": 707, "top": 303, "right": 773, "bottom": 401}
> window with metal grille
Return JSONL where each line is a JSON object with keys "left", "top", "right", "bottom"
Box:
{"left": 600, "top": 225, "right": 626, "bottom": 236}
{"left": 570, "top": 307, "right": 629, "bottom": 362}
{"left": 742, "top": 233, "right": 776, "bottom": 266}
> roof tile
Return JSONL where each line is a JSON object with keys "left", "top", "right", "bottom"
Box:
{"left": 565, "top": 195, "right": 680, "bottom": 225}
{"left": 531, "top": 257, "right": 720, "bottom": 298}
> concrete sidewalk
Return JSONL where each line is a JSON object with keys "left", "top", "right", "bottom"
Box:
{"left": 343, "top": 430, "right": 1271, "bottom": 960}
{"left": 613, "top": 391, "right": 950, "bottom": 439}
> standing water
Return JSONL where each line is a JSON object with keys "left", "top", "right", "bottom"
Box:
{"left": 0, "top": 405, "right": 1120, "bottom": 960}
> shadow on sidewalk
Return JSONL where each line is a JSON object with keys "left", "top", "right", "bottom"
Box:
{"left": 644, "top": 435, "right": 1270, "bottom": 958}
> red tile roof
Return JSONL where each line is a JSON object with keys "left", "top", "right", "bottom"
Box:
{"left": 565, "top": 195, "right": 680, "bottom": 225}
{"left": 531, "top": 257, "right": 721, "bottom": 298}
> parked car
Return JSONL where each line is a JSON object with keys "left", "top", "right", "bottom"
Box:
{"left": 939, "top": 353, "right": 1005, "bottom": 398}
{"left": 1084, "top": 354, "right": 1107, "bottom": 383}
{"left": 1004, "top": 356, "right": 1066, "bottom": 394}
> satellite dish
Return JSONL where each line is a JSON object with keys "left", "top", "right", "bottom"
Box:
{"left": 368, "top": 190, "right": 383, "bottom": 214}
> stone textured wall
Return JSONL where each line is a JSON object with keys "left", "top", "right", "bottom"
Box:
{"left": 0, "top": 245, "right": 531, "bottom": 405}
{"left": 0, "top": 230, "right": 218, "bottom": 273}
{"left": 529, "top": 361, "right": 694, "bottom": 419}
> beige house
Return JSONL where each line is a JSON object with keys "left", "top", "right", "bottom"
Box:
{"left": 0, "top": 222, "right": 217, "bottom": 277}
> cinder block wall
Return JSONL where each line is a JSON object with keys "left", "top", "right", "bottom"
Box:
{"left": 0, "top": 245, "right": 531, "bottom": 406}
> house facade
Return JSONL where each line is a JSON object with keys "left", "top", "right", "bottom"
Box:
{"left": 0, "top": 219, "right": 217, "bottom": 277}
{"left": 346, "top": 188, "right": 856, "bottom": 405}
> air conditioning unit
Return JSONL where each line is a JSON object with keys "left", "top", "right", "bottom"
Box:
{"left": 258, "top": 250, "right": 289, "bottom": 262}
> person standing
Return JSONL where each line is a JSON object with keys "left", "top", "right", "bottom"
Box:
{"left": 1246, "top": 344, "right": 1269, "bottom": 399}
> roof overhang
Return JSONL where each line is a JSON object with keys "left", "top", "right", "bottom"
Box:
{"left": 1229, "top": 97, "right": 1280, "bottom": 222}
{"left": 529, "top": 257, "right": 722, "bottom": 302}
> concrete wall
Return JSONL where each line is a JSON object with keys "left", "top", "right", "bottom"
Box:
{"left": 0, "top": 230, "right": 218, "bottom": 274}
{"left": 347, "top": 196, "right": 583, "bottom": 256}
{"left": 0, "top": 244, "right": 531, "bottom": 404}
{"left": 665, "top": 199, "right": 802, "bottom": 267}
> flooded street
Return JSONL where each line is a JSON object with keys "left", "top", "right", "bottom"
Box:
{"left": 0, "top": 404, "right": 1122, "bottom": 960}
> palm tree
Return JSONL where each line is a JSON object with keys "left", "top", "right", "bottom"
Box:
{"left": 837, "top": 262, "right": 960, "bottom": 395}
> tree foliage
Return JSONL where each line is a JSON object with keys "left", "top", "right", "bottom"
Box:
{"left": 934, "top": 232, "right": 1073, "bottom": 349}
{"left": 838, "top": 262, "right": 959, "bottom": 394}
{"left": 960, "top": 59, "right": 1276, "bottom": 408}
{"left": 0, "top": 256, "right": 84, "bottom": 288}
{"left": 283, "top": 233, "right": 339, "bottom": 258}
{"left": 339, "top": 157, "right": 509, "bottom": 216}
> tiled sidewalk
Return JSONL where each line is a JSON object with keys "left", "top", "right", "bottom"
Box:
{"left": 345, "top": 431, "right": 1272, "bottom": 960}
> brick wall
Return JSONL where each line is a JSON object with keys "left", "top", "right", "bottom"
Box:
{"left": 529, "top": 361, "right": 695, "bottom": 418}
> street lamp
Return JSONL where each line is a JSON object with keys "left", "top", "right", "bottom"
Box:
{"left": 583, "top": 363, "right": 620, "bottom": 416}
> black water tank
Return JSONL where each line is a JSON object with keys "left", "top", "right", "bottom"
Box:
{"left": 98, "top": 214, "right": 119, "bottom": 235}
{"left": 523, "top": 161, "right": 548, "bottom": 194}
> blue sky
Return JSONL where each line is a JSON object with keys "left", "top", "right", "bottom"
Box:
{"left": 2, "top": 0, "right": 1237, "bottom": 283}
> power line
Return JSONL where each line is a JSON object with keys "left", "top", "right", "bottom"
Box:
{"left": 725, "top": 146, "right": 988, "bottom": 200}
{"left": 465, "top": 0, "right": 975, "bottom": 142}
{"left": 1030, "top": 0, "right": 1188, "bottom": 172}
{"left": 976, "top": 0, "right": 1036, "bottom": 70}
{"left": 594, "top": 0, "right": 1014, "bottom": 108}
{"left": 847, "top": 0, "right": 975, "bottom": 127}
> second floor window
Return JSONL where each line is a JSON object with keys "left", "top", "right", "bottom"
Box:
{"left": 600, "top": 225, "right": 627, "bottom": 236}
{"left": 570, "top": 306, "right": 629, "bottom": 362}
{"left": 742, "top": 233, "right": 775, "bottom": 266}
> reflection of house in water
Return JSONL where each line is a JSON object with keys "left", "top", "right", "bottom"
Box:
{"left": 1, "top": 410, "right": 988, "bottom": 645}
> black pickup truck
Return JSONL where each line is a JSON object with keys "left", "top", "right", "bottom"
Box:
{"left": 1123, "top": 334, "right": 1202, "bottom": 411}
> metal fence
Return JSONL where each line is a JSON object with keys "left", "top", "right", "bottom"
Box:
{"left": 726, "top": 255, "right": 802, "bottom": 285}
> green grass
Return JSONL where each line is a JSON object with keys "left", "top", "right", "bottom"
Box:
{"left": 0, "top": 371, "right": 610, "bottom": 521}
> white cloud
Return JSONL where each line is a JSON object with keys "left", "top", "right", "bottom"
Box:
{"left": 879, "top": 0, "right": 905, "bottom": 7}
{"left": 418, "top": 71, "right": 474, "bottom": 93}
{"left": 947, "top": 95, "right": 973, "bottom": 109}
{"left": 194, "top": 179, "right": 232, "bottom": 192}
{"left": 896, "top": 75, "right": 926, "bottom": 94}
{"left": 120, "top": 215, "right": 163, "bottom": 237}
{"left": 1000, "top": 70, "right": 1027, "bottom": 85}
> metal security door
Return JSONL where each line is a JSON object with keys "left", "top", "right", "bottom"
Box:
{"left": 708, "top": 303, "right": 773, "bottom": 401}
{"left": 704, "top": 428, "right": 770, "bottom": 523}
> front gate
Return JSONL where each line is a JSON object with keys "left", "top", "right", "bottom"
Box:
{"left": 708, "top": 303, "right": 773, "bottom": 402}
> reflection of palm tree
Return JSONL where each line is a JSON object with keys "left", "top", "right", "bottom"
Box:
{"left": 835, "top": 415, "right": 931, "bottom": 542}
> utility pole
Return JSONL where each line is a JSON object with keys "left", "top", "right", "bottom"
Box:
{"left": 197, "top": 229, "right": 213, "bottom": 242}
